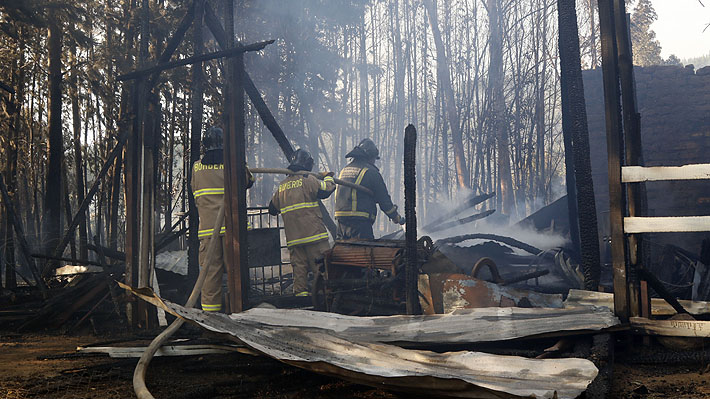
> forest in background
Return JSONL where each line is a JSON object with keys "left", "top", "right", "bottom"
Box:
{"left": 0, "top": 0, "right": 678, "bottom": 266}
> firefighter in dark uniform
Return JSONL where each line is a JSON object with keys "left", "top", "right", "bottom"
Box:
{"left": 268, "top": 149, "right": 336, "bottom": 296}
{"left": 335, "top": 138, "right": 405, "bottom": 239}
{"left": 190, "top": 126, "right": 254, "bottom": 312}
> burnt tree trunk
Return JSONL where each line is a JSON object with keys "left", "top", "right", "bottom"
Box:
{"left": 557, "top": 0, "right": 601, "bottom": 290}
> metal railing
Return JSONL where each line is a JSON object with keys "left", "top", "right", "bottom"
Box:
{"left": 246, "top": 207, "right": 291, "bottom": 298}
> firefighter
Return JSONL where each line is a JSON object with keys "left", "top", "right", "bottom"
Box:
{"left": 335, "top": 138, "right": 405, "bottom": 239}
{"left": 190, "top": 126, "right": 254, "bottom": 312}
{"left": 268, "top": 149, "right": 336, "bottom": 297}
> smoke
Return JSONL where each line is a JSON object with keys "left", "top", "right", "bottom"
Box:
{"left": 420, "top": 187, "right": 569, "bottom": 253}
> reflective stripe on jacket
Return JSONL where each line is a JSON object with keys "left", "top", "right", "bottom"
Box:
{"left": 334, "top": 160, "right": 399, "bottom": 223}
{"left": 269, "top": 174, "right": 335, "bottom": 247}
{"left": 190, "top": 160, "right": 253, "bottom": 239}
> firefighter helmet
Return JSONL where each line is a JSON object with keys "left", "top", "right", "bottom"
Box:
{"left": 345, "top": 138, "right": 380, "bottom": 160}
{"left": 288, "top": 148, "right": 314, "bottom": 172}
{"left": 202, "top": 126, "right": 223, "bottom": 152}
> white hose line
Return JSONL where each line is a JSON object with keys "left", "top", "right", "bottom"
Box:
{"left": 133, "top": 205, "right": 225, "bottom": 399}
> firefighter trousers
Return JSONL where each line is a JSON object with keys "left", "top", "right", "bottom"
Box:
{"left": 336, "top": 219, "right": 374, "bottom": 240}
{"left": 199, "top": 235, "right": 227, "bottom": 312}
{"left": 289, "top": 239, "right": 330, "bottom": 294}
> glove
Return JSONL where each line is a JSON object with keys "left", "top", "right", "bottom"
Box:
{"left": 319, "top": 171, "right": 335, "bottom": 178}
{"left": 393, "top": 214, "right": 406, "bottom": 225}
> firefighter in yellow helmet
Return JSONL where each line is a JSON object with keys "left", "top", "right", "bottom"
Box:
{"left": 191, "top": 126, "right": 254, "bottom": 312}
{"left": 268, "top": 149, "right": 336, "bottom": 296}
{"left": 335, "top": 138, "right": 404, "bottom": 239}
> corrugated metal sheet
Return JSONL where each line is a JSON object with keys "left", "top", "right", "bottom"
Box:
{"left": 122, "top": 284, "right": 605, "bottom": 399}
{"left": 230, "top": 306, "right": 619, "bottom": 345}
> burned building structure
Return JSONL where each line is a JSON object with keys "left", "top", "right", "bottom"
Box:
{"left": 584, "top": 64, "right": 710, "bottom": 297}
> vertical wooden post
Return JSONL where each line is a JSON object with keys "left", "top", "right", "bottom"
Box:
{"left": 125, "top": 0, "right": 150, "bottom": 328}
{"left": 124, "top": 79, "right": 143, "bottom": 328}
{"left": 223, "top": 0, "right": 249, "bottom": 313}
{"left": 597, "top": 0, "right": 629, "bottom": 321}
{"left": 404, "top": 124, "right": 420, "bottom": 315}
{"left": 188, "top": 0, "right": 205, "bottom": 289}
{"left": 613, "top": 1, "right": 649, "bottom": 320}
{"left": 138, "top": 95, "right": 158, "bottom": 329}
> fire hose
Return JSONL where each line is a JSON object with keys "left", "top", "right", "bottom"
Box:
{"left": 249, "top": 167, "right": 374, "bottom": 196}
{"left": 134, "top": 168, "right": 375, "bottom": 397}
{"left": 133, "top": 205, "right": 225, "bottom": 399}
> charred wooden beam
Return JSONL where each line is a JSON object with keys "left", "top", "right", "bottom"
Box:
{"left": 422, "top": 192, "right": 495, "bottom": 231}
{"left": 636, "top": 267, "right": 689, "bottom": 315}
{"left": 202, "top": 2, "right": 338, "bottom": 238}
{"left": 117, "top": 40, "right": 274, "bottom": 81}
{"left": 146, "top": 0, "right": 197, "bottom": 88}
{"left": 425, "top": 209, "right": 495, "bottom": 234}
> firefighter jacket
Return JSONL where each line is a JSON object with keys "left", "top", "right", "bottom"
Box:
{"left": 335, "top": 159, "right": 400, "bottom": 223}
{"left": 191, "top": 158, "right": 254, "bottom": 239}
{"left": 268, "top": 174, "right": 335, "bottom": 247}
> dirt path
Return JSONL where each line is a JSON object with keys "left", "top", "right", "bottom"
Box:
{"left": 0, "top": 332, "right": 395, "bottom": 399}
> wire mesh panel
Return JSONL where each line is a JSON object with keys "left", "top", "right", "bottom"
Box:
{"left": 246, "top": 207, "right": 292, "bottom": 298}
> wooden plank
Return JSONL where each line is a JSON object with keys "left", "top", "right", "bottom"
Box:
{"left": 630, "top": 317, "right": 710, "bottom": 338}
{"left": 624, "top": 216, "right": 710, "bottom": 233}
{"left": 565, "top": 289, "right": 710, "bottom": 316}
{"left": 77, "top": 344, "right": 243, "bottom": 358}
{"left": 622, "top": 164, "right": 710, "bottom": 183}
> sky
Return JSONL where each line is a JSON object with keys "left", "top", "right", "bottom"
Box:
{"left": 650, "top": 0, "right": 710, "bottom": 60}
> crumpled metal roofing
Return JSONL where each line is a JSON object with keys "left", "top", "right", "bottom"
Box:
{"left": 123, "top": 284, "right": 611, "bottom": 398}
{"left": 230, "top": 306, "right": 619, "bottom": 345}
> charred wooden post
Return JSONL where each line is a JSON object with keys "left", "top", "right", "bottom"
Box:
{"left": 137, "top": 94, "right": 160, "bottom": 329}
{"left": 187, "top": 0, "right": 205, "bottom": 293}
{"left": 613, "top": 1, "right": 650, "bottom": 319}
{"left": 404, "top": 124, "right": 420, "bottom": 315}
{"left": 557, "top": 0, "right": 601, "bottom": 290}
{"left": 597, "top": 0, "right": 630, "bottom": 321}
{"left": 223, "top": 0, "right": 249, "bottom": 313}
